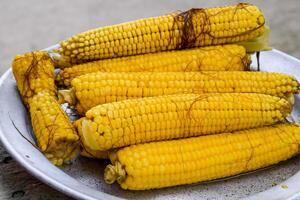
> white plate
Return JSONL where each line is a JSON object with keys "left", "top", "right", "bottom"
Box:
{"left": 1, "top": 49, "right": 300, "bottom": 200}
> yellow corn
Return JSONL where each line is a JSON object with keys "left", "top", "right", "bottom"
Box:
{"left": 60, "top": 71, "right": 298, "bottom": 114}
{"left": 74, "top": 118, "right": 109, "bottom": 159}
{"left": 80, "top": 148, "right": 109, "bottom": 159}
{"left": 29, "top": 92, "right": 79, "bottom": 165}
{"left": 56, "top": 45, "right": 249, "bottom": 86}
{"left": 12, "top": 51, "right": 56, "bottom": 106}
{"left": 76, "top": 93, "right": 291, "bottom": 151}
{"left": 104, "top": 123, "right": 300, "bottom": 190}
{"left": 55, "top": 3, "right": 266, "bottom": 66}
{"left": 11, "top": 51, "right": 79, "bottom": 165}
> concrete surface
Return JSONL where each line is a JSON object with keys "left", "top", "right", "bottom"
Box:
{"left": 0, "top": 0, "right": 299, "bottom": 199}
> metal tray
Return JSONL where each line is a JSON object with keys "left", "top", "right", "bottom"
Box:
{"left": 1, "top": 49, "right": 300, "bottom": 200}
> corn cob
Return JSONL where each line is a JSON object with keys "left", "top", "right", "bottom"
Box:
{"left": 74, "top": 118, "right": 108, "bottom": 159}
{"left": 80, "top": 148, "right": 109, "bottom": 159}
{"left": 60, "top": 71, "right": 298, "bottom": 114}
{"left": 55, "top": 3, "right": 266, "bottom": 66}
{"left": 56, "top": 45, "right": 249, "bottom": 86}
{"left": 12, "top": 51, "right": 56, "bottom": 107}
{"left": 29, "top": 92, "right": 79, "bottom": 165}
{"left": 76, "top": 93, "right": 291, "bottom": 151}
{"left": 104, "top": 123, "right": 300, "bottom": 190}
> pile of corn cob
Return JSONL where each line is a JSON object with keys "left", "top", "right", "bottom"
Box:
{"left": 11, "top": 3, "right": 300, "bottom": 191}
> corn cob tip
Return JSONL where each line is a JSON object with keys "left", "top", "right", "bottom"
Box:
{"left": 74, "top": 117, "right": 110, "bottom": 159}
{"left": 29, "top": 92, "right": 80, "bottom": 166}
{"left": 51, "top": 53, "right": 72, "bottom": 68}
{"left": 104, "top": 161, "right": 126, "bottom": 184}
{"left": 81, "top": 119, "right": 103, "bottom": 150}
{"left": 238, "top": 26, "right": 271, "bottom": 53}
{"left": 12, "top": 51, "right": 56, "bottom": 106}
{"left": 58, "top": 89, "right": 76, "bottom": 105}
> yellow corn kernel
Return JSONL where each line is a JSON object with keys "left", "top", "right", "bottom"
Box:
{"left": 80, "top": 148, "right": 109, "bottom": 159}
{"left": 104, "top": 123, "right": 300, "bottom": 190}
{"left": 74, "top": 118, "right": 109, "bottom": 159}
{"left": 12, "top": 51, "right": 56, "bottom": 106}
{"left": 60, "top": 71, "right": 298, "bottom": 114}
{"left": 56, "top": 45, "right": 249, "bottom": 86}
{"left": 77, "top": 93, "right": 291, "bottom": 151}
{"left": 55, "top": 3, "right": 266, "bottom": 66}
{"left": 29, "top": 92, "right": 79, "bottom": 165}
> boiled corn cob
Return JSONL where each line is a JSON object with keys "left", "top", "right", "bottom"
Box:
{"left": 74, "top": 118, "right": 109, "bottom": 159}
{"left": 12, "top": 51, "right": 56, "bottom": 106}
{"left": 55, "top": 3, "right": 266, "bottom": 66}
{"left": 56, "top": 45, "right": 249, "bottom": 86}
{"left": 60, "top": 71, "right": 298, "bottom": 114}
{"left": 104, "top": 123, "right": 300, "bottom": 190}
{"left": 76, "top": 93, "right": 291, "bottom": 151}
{"left": 29, "top": 92, "right": 79, "bottom": 165}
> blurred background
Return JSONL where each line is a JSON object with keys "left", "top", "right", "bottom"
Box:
{"left": 0, "top": 0, "right": 299, "bottom": 199}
